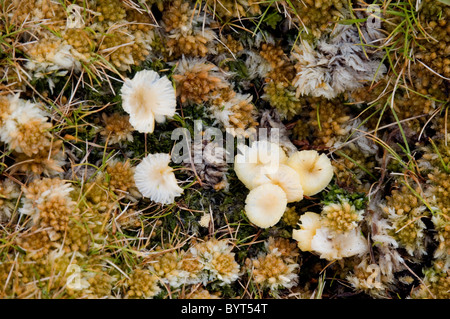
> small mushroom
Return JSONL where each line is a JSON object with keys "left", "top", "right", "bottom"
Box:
{"left": 234, "top": 140, "right": 287, "bottom": 190}
{"left": 287, "top": 150, "right": 334, "bottom": 196}
{"left": 134, "top": 153, "right": 183, "bottom": 205}
{"left": 292, "top": 212, "right": 322, "bottom": 252}
{"left": 310, "top": 227, "right": 368, "bottom": 261}
{"left": 120, "top": 70, "right": 176, "bottom": 134}
{"left": 266, "top": 164, "right": 303, "bottom": 203}
{"left": 244, "top": 183, "right": 287, "bottom": 229}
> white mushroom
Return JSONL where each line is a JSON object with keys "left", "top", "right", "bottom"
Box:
{"left": 310, "top": 227, "right": 368, "bottom": 261}
{"left": 244, "top": 183, "right": 287, "bottom": 228}
{"left": 120, "top": 70, "right": 176, "bottom": 134}
{"left": 234, "top": 140, "right": 287, "bottom": 189}
{"left": 287, "top": 150, "right": 334, "bottom": 196}
{"left": 292, "top": 212, "right": 323, "bottom": 252}
{"left": 266, "top": 164, "right": 303, "bottom": 203}
{"left": 134, "top": 153, "right": 183, "bottom": 205}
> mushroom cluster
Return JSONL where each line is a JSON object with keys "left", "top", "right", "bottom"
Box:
{"left": 292, "top": 210, "right": 368, "bottom": 261}
{"left": 234, "top": 142, "right": 334, "bottom": 229}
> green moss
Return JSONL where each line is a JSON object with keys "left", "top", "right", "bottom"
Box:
{"left": 321, "top": 184, "right": 368, "bottom": 211}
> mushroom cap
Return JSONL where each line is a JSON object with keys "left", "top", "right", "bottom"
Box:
{"left": 292, "top": 212, "right": 323, "bottom": 252}
{"left": 234, "top": 140, "right": 287, "bottom": 189}
{"left": 310, "top": 227, "right": 368, "bottom": 261}
{"left": 245, "top": 183, "right": 287, "bottom": 229}
{"left": 120, "top": 70, "right": 176, "bottom": 134}
{"left": 134, "top": 153, "right": 183, "bottom": 205}
{"left": 287, "top": 150, "right": 334, "bottom": 196}
{"left": 266, "top": 164, "right": 303, "bottom": 203}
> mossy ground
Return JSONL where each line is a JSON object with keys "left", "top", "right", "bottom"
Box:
{"left": 0, "top": 0, "right": 449, "bottom": 299}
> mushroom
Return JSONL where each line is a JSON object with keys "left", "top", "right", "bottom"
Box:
{"left": 245, "top": 183, "right": 287, "bottom": 228}
{"left": 134, "top": 153, "right": 183, "bottom": 205}
{"left": 120, "top": 70, "right": 176, "bottom": 134}
{"left": 310, "top": 227, "right": 368, "bottom": 261}
{"left": 266, "top": 164, "right": 303, "bottom": 203}
{"left": 292, "top": 212, "right": 323, "bottom": 252}
{"left": 287, "top": 150, "right": 334, "bottom": 196}
{"left": 234, "top": 140, "right": 287, "bottom": 189}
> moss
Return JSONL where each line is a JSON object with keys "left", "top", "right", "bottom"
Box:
{"left": 125, "top": 268, "right": 161, "bottom": 298}
{"left": 383, "top": 183, "right": 430, "bottom": 256}
{"left": 223, "top": 59, "right": 250, "bottom": 82}
{"left": 321, "top": 184, "right": 368, "bottom": 211}
{"left": 411, "top": 260, "right": 450, "bottom": 299}
{"left": 332, "top": 146, "right": 377, "bottom": 193}
{"left": 412, "top": 1, "right": 450, "bottom": 99}
{"left": 322, "top": 201, "right": 363, "bottom": 233}
{"left": 262, "top": 81, "right": 303, "bottom": 120}
{"left": 427, "top": 170, "right": 450, "bottom": 215}
{"left": 64, "top": 28, "right": 96, "bottom": 60}
{"left": 95, "top": 0, "right": 127, "bottom": 23}
{"left": 287, "top": 0, "right": 347, "bottom": 36}
{"left": 291, "top": 97, "right": 352, "bottom": 148}
{"left": 282, "top": 206, "right": 300, "bottom": 228}
{"left": 247, "top": 250, "right": 299, "bottom": 290}
{"left": 208, "top": 0, "right": 261, "bottom": 19}
{"left": 1, "top": 0, "right": 449, "bottom": 301}
{"left": 166, "top": 32, "right": 213, "bottom": 60}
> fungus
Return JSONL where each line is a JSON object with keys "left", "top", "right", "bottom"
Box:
{"left": 293, "top": 209, "right": 367, "bottom": 260}
{"left": 134, "top": 153, "right": 183, "bottom": 205}
{"left": 287, "top": 150, "right": 334, "bottom": 196}
{"left": 292, "top": 212, "right": 322, "bottom": 252}
{"left": 266, "top": 164, "right": 304, "bottom": 203}
{"left": 234, "top": 141, "right": 288, "bottom": 190}
{"left": 120, "top": 70, "right": 176, "bottom": 134}
{"left": 244, "top": 183, "right": 288, "bottom": 228}
{"left": 310, "top": 227, "right": 368, "bottom": 261}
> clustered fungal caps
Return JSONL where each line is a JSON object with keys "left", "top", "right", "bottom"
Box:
{"left": 0, "top": 0, "right": 449, "bottom": 301}
{"left": 235, "top": 143, "right": 334, "bottom": 229}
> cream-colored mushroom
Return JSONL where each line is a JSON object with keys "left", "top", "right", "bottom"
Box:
{"left": 234, "top": 140, "right": 287, "bottom": 190}
{"left": 244, "top": 183, "right": 287, "bottom": 229}
{"left": 266, "top": 164, "right": 303, "bottom": 203}
{"left": 292, "top": 212, "right": 323, "bottom": 252}
{"left": 310, "top": 227, "right": 368, "bottom": 261}
{"left": 287, "top": 150, "right": 334, "bottom": 196}
{"left": 120, "top": 70, "right": 176, "bottom": 134}
{"left": 134, "top": 153, "right": 183, "bottom": 205}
